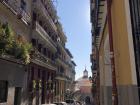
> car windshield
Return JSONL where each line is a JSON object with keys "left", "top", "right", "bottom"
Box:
{"left": 66, "top": 100, "right": 74, "bottom": 103}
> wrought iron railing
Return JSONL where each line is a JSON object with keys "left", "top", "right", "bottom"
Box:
{"left": 43, "top": 0, "right": 57, "bottom": 21}
{"left": 35, "top": 22, "right": 56, "bottom": 48}
{"left": 33, "top": 0, "right": 57, "bottom": 31}
{"left": 56, "top": 55, "right": 68, "bottom": 66}
{"left": 1, "top": 0, "right": 31, "bottom": 24}
{"left": 56, "top": 72, "right": 67, "bottom": 79}
{"left": 31, "top": 49, "right": 56, "bottom": 68}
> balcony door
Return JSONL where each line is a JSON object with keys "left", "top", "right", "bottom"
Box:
{"left": 14, "top": 87, "right": 21, "bottom": 105}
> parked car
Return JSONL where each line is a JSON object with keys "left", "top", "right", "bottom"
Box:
{"left": 42, "top": 103, "right": 57, "bottom": 105}
{"left": 54, "top": 102, "right": 67, "bottom": 105}
{"left": 61, "top": 102, "right": 68, "bottom": 105}
{"left": 65, "top": 99, "right": 77, "bottom": 105}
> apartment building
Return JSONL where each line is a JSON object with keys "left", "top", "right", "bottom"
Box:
{"left": 65, "top": 50, "right": 76, "bottom": 94}
{"left": 0, "top": 0, "right": 31, "bottom": 105}
{"left": 90, "top": 0, "right": 140, "bottom": 105}
{"left": 0, "top": 0, "right": 76, "bottom": 105}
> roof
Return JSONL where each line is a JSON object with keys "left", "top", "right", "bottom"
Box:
{"left": 84, "top": 68, "right": 88, "bottom": 72}
{"left": 76, "top": 77, "right": 92, "bottom": 87}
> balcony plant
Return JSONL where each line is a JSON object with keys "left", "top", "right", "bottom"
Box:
{"left": 0, "top": 22, "right": 32, "bottom": 64}
{"left": 0, "top": 23, "right": 14, "bottom": 54}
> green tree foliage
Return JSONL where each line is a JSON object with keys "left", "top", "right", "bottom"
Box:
{"left": 0, "top": 22, "right": 32, "bottom": 64}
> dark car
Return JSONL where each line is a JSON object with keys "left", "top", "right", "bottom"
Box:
{"left": 65, "top": 99, "right": 77, "bottom": 105}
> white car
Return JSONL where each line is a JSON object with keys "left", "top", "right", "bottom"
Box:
{"left": 61, "top": 102, "right": 68, "bottom": 105}
{"left": 54, "top": 102, "right": 67, "bottom": 105}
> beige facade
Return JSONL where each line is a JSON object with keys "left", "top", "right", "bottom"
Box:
{"left": 90, "top": 0, "right": 140, "bottom": 105}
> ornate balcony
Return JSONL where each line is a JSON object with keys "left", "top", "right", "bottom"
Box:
{"left": 33, "top": 0, "right": 57, "bottom": 32}
{"left": 66, "top": 76, "right": 72, "bottom": 81}
{"left": 57, "top": 41, "right": 68, "bottom": 57}
{"left": 91, "top": 63, "right": 97, "bottom": 70}
{"left": 1, "top": 0, "right": 31, "bottom": 25}
{"left": 31, "top": 49, "right": 57, "bottom": 71}
{"left": 55, "top": 72, "right": 67, "bottom": 80}
{"left": 34, "top": 22, "right": 57, "bottom": 51}
{"left": 45, "top": 0, "right": 57, "bottom": 20}
{"left": 56, "top": 22, "right": 67, "bottom": 42}
{"left": 0, "top": 54, "right": 25, "bottom": 65}
{"left": 56, "top": 55, "right": 68, "bottom": 68}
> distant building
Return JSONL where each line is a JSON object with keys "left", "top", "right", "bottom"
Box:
{"left": 74, "top": 68, "right": 92, "bottom": 103}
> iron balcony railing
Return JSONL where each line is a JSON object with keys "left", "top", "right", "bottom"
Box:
{"left": 31, "top": 49, "right": 57, "bottom": 69}
{"left": 35, "top": 22, "right": 56, "bottom": 50}
{"left": 57, "top": 41, "right": 69, "bottom": 57}
{"left": 0, "top": 54, "right": 25, "bottom": 65}
{"left": 91, "top": 62, "right": 97, "bottom": 70}
{"left": 56, "top": 72, "right": 66, "bottom": 78}
{"left": 66, "top": 76, "right": 72, "bottom": 81}
{"left": 45, "top": 0, "right": 57, "bottom": 19}
{"left": 56, "top": 22, "right": 67, "bottom": 41}
{"left": 56, "top": 55, "right": 68, "bottom": 67}
{"left": 56, "top": 72, "right": 73, "bottom": 81}
{"left": 33, "top": 0, "right": 57, "bottom": 32}
{"left": 1, "top": 0, "right": 31, "bottom": 24}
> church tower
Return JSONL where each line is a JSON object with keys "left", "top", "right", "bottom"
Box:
{"left": 83, "top": 67, "right": 88, "bottom": 78}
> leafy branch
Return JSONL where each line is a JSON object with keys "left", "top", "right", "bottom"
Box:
{"left": 0, "top": 22, "right": 32, "bottom": 64}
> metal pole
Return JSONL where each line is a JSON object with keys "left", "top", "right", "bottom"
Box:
{"left": 106, "top": 0, "right": 118, "bottom": 105}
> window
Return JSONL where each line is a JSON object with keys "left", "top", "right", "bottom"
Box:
{"left": 39, "top": 21, "right": 43, "bottom": 26}
{"left": 14, "top": 87, "right": 21, "bottom": 105}
{"left": 47, "top": 51, "right": 50, "bottom": 58}
{"left": 52, "top": 54, "right": 54, "bottom": 60}
{"left": 38, "top": 44, "right": 42, "bottom": 52}
{"left": 33, "top": 12, "right": 37, "bottom": 21}
{"left": 31, "top": 39, "right": 36, "bottom": 47}
{"left": 43, "top": 48, "right": 47, "bottom": 55}
{"left": 0, "top": 81, "right": 8, "bottom": 103}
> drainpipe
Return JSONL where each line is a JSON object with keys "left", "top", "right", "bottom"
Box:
{"left": 106, "top": 0, "right": 118, "bottom": 105}
{"left": 96, "top": 45, "right": 100, "bottom": 105}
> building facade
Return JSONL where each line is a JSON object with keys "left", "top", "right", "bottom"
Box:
{"left": 90, "top": 0, "right": 140, "bottom": 105}
{"left": 74, "top": 68, "right": 93, "bottom": 104}
{"left": 0, "top": 0, "right": 76, "bottom": 105}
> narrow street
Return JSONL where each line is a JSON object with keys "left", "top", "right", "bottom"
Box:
{"left": 0, "top": 0, "right": 140, "bottom": 105}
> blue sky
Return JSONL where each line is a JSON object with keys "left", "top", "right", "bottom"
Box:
{"left": 56, "top": 0, "right": 91, "bottom": 79}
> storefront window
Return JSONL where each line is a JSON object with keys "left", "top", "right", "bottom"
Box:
{"left": 0, "top": 81, "right": 8, "bottom": 103}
